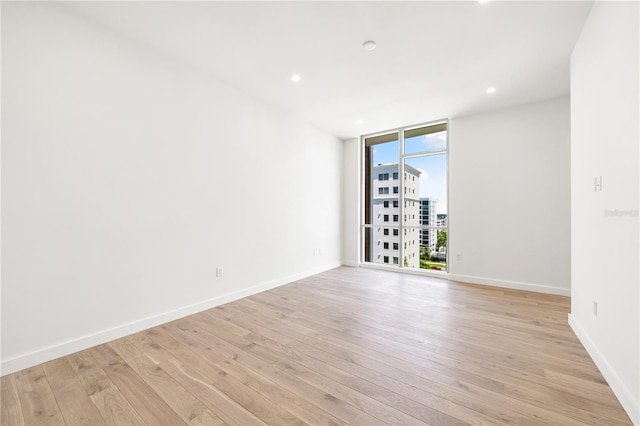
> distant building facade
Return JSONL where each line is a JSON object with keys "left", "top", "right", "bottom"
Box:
{"left": 419, "top": 198, "right": 438, "bottom": 250}
{"left": 371, "top": 164, "right": 421, "bottom": 268}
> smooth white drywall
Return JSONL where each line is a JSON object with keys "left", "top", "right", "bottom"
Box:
{"left": 1, "top": 2, "right": 342, "bottom": 374}
{"left": 570, "top": 1, "right": 639, "bottom": 423}
{"left": 448, "top": 97, "right": 571, "bottom": 294}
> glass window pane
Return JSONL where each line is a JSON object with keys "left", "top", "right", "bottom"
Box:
{"left": 404, "top": 153, "right": 447, "bottom": 272}
{"left": 401, "top": 227, "right": 447, "bottom": 271}
{"left": 404, "top": 154, "right": 448, "bottom": 222}
{"left": 404, "top": 154, "right": 447, "bottom": 213}
{"left": 404, "top": 123, "right": 447, "bottom": 155}
{"left": 363, "top": 227, "right": 400, "bottom": 268}
{"left": 401, "top": 228, "right": 420, "bottom": 268}
{"left": 427, "top": 229, "right": 448, "bottom": 271}
{"left": 364, "top": 134, "right": 398, "bottom": 225}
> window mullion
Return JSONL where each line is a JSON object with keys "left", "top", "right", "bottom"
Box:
{"left": 399, "top": 129, "right": 405, "bottom": 268}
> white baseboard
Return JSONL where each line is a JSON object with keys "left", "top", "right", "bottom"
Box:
{"left": 0, "top": 261, "right": 342, "bottom": 376}
{"left": 342, "top": 264, "right": 570, "bottom": 296}
{"left": 568, "top": 314, "right": 639, "bottom": 425}
{"left": 448, "top": 273, "right": 571, "bottom": 296}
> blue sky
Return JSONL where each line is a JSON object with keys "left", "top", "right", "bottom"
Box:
{"left": 372, "top": 132, "right": 448, "bottom": 214}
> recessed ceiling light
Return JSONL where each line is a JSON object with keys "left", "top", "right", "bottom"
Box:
{"left": 291, "top": 74, "right": 301, "bottom": 83}
{"left": 363, "top": 40, "right": 377, "bottom": 51}
{"left": 486, "top": 86, "right": 496, "bottom": 94}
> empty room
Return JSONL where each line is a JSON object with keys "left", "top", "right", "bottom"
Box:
{"left": 1, "top": 1, "right": 638, "bottom": 425}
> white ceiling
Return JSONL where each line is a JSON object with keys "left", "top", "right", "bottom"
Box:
{"left": 64, "top": 1, "right": 593, "bottom": 140}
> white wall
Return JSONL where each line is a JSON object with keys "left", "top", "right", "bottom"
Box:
{"left": 569, "top": 1, "right": 639, "bottom": 423}
{"left": 448, "top": 97, "right": 572, "bottom": 295}
{"left": 1, "top": 2, "right": 342, "bottom": 374}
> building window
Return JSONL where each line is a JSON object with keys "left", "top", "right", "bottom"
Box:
{"left": 379, "top": 187, "right": 389, "bottom": 195}
{"left": 393, "top": 229, "right": 399, "bottom": 236}
{"left": 393, "top": 200, "right": 398, "bottom": 208}
{"left": 383, "top": 256, "right": 389, "bottom": 263}
{"left": 383, "top": 215, "right": 389, "bottom": 222}
{"left": 383, "top": 228, "right": 389, "bottom": 235}
{"left": 393, "top": 186, "right": 399, "bottom": 194}
{"left": 393, "top": 172, "right": 398, "bottom": 179}
{"left": 393, "top": 243, "right": 399, "bottom": 250}
{"left": 378, "top": 173, "right": 389, "bottom": 181}
{"left": 393, "top": 215, "right": 399, "bottom": 222}
{"left": 383, "top": 201, "right": 389, "bottom": 208}
{"left": 393, "top": 257, "right": 399, "bottom": 264}
{"left": 383, "top": 242, "right": 389, "bottom": 249}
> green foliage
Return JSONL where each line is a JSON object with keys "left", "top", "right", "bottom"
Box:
{"left": 420, "top": 246, "right": 431, "bottom": 261}
{"left": 420, "top": 260, "right": 446, "bottom": 270}
{"left": 436, "top": 230, "right": 447, "bottom": 251}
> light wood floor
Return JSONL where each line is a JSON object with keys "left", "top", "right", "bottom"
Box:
{"left": 1, "top": 267, "right": 632, "bottom": 425}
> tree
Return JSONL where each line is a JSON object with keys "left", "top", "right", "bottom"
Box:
{"left": 436, "top": 230, "right": 447, "bottom": 251}
{"left": 420, "top": 246, "right": 431, "bottom": 261}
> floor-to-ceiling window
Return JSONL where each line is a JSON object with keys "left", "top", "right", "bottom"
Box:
{"left": 362, "top": 120, "right": 448, "bottom": 272}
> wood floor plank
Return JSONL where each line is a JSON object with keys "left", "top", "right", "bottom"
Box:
{"left": 216, "top": 356, "right": 346, "bottom": 426}
{"left": 542, "top": 368, "right": 623, "bottom": 407}
{"left": 181, "top": 313, "right": 442, "bottom": 426}
{"left": 14, "top": 366, "right": 65, "bottom": 425}
{"left": 66, "top": 350, "right": 146, "bottom": 425}
{"left": 205, "top": 307, "right": 490, "bottom": 426}
{"left": 260, "top": 284, "right": 607, "bottom": 384}
{"left": 41, "top": 357, "right": 105, "bottom": 425}
{"left": 257, "top": 287, "right": 593, "bottom": 366}
{"left": 250, "top": 289, "right": 620, "bottom": 423}
{"left": 164, "top": 320, "right": 389, "bottom": 426}
{"left": 108, "top": 338, "right": 225, "bottom": 425}
{"left": 285, "top": 278, "right": 578, "bottom": 341}
{"left": 211, "top": 305, "right": 511, "bottom": 426}
{"left": 2, "top": 267, "right": 633, "bottom": 425}
{"left": 276, "top": 281, "right": 583, "bottom": 350}
{"left": 129, "top": 328, "right": 268, "bottom": 426}
{"left": 219, "top": 301, "right": 592, "bottom": 426}
{"left": 1, "top": 373, "right": 26, "bottom": 426}
{"left": 89, "top": 344, "right": 186, "bottom": 425}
